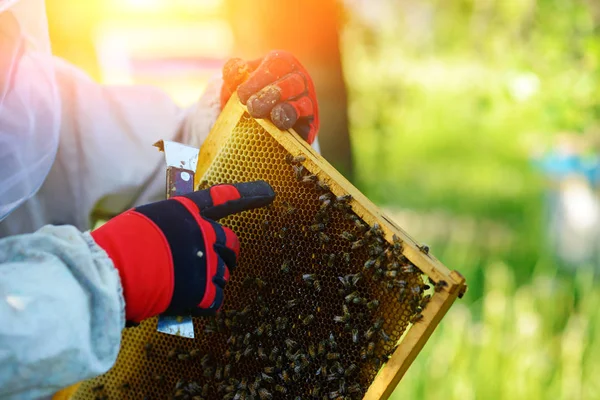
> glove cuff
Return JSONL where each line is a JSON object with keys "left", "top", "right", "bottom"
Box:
{"left": 91, "top": 211, "right": 174, "bottom": 322}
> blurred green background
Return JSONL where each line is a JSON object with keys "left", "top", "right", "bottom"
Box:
{"left": 46, "top": 0, "right": 600, "bottom": 398}
{"left": 341, "top": 1, "right": 600, "bottom": 399}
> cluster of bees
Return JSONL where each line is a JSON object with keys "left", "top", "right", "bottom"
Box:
{"left": 147, "top": 154, "right": 438, "bottom": 400}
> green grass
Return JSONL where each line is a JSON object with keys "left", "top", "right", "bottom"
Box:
{"left": 339, "top": 2, "right": 600, "bottom": 398}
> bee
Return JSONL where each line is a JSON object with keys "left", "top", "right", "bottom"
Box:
{"left": 258, "top": 305, "right": 270, "bottom": 317}
{"left": 349, "top": 273, "right": 361, "bottom": 286}
{"left": 319, "top": 199, "right": 332, "bottom": 211}
{"left": 188, "top": 348, "right": 201, "bottom": 358}
{"left": 280, "top": 369, "right": 291, "bottom": 383}
{"left": 334, "top": 313, "right": 349, "bottom": 323}
{"left": 364, "top": 259, "right": 375, "bottom": 270}
{"left": 372, "top": 268, "right": 384, "bottom": 281}
{"left": 309, "top": 223, "right": 325, "bottom": 231}
{"left": 302, "top": 174, "right": 318, "bottom": 184}
{"left": 286, "top": 299, "right": 298, "bottom": 309}
{"left": 318, "top": 340, "right": 327, "bottom": 356}
{"left": 177, "top": 353, "right": 190, "bottom": 361}
{"left": 380, "top": 329, "right": 391, "bottom": 342}
{"left": 369, "top": 244, "right": 385, "bottom": 257}
{"left": 410, "top": 313, "right": 423, "bottom": 323}
{"left": 262, "top": 219, "right": 270, "bottom": 231}
{"left": 91, "top": 384, "right": 104, "bottom": 393}
{"left": 286, "top": 154, "right": 306, "bottom": 164}
{"left": 214, "top": 365, "right": 223, "bottom": 381}
{"left": 318, "top": 193, "right": 332, "bottom": 202}
{"left": 348, "top": 383, "right": 362, "bottom": 394}
{"left": 282, "top": 201, "right": 297, "bottom": 216}
{"left": 435, "top": 279, "right": 448, "bottom": 292}
{"left": 310, "top": 385, "right": 321, "bottom": 397}
{"left": 269, "top": 347, "right": 280, "bottom": 361}
{"left": 339, "top": 231, "right": 356, "bottom": 241}
{"left": 315, "top": 180, "right": 330, "bottom": 192}
{"left": 328, "top": 333, "right": 338, "bottom": 349}
{"left": 366, "top": 299, "right": 380, "bottom": 310}
{"left": 392, "top": 234, "right": 403, "bottom": 251}
{"left": 326, "top": 352, "right": 340, "bottom": 360}
{"left": 318, "top": 232, "right": 330, "bottom": 244}
{"left": 385, "top": 270, "right": 398, "bottom": 278}
{"left": 374, "top": 318, "right": 384, "bottom": 329}
{"left": 338, "top": 275, "right": 350, "bottom": 289}
{"left": 360, "top": 348, "right": 368, "bottom": 360}
{"left": 352, "top": 329, "right": 359, "bottom": 343}
{"left": 202, "top": 383, "right": 210, "bottom": 397}
{"left": 342, "top": 252, "right": 351, "bottom": 263}
{"left": 257, "top": 346, "right": 267, "bottom": 360}
{"left": 345, "top": 363, "right": 358, "bottom": 376}
{"left": 398, "top": 287, "right": 408, "bottom": 302}
{"left": 421, "top": 294, "right": 432, "bottom": 307}
{"left": 278, "top": 226, "right": 289, "bottom": 239}
{"left": 352, "top": 296, "right": 365, "bottom": 305}
{"left": 280, "top": 260, "right": 291, "bottom": 273}
{"left": 261, "top": 372, "right": 274, "bottom": 384}
{"left": 292, "top": 164, "right": 305, "bottom": 181}
{"left": 303, "top": 314, "right": 315, "bottom": 325}
{"left": 255, "top": 323, "right": 267, "bottom": 336}
{"left": 351, "top": 239, "right": 365, "bottom": 250}
{"left": 336, "top": 194, "right": 352, "bottom": 203}
{"left": 364, "top": 326, "right": 377, "bottom": 340}
{"left": 323, "top": 253, "right": 336, "bottom": 268}
{"left": 144, "top": 342, "right": 153, "bottom": 359}
{"left": 308, "top": 343, "right": 317, "bottom": 359}
{"left": 224, "top": 364, "right": 232, "bottom": 379}
{"left": 285, "top": 339, "right": 298, "bottom": 349}
{"left": 302, "top": 273, "right": 315, "bottom": 282}
{"left": 274, "top": 385, "right": 287, "bottom": 394}
{"left": 410, "top": 284, "right": 422, "bottom": 296}
{"left": 258, "top": 388, "right": 272, "bottom": 400}
{"left": 276, "top": 316, "right": 289, "bottom": 330}
{"left": 243, "top": 346, "right": 254, "bottom": 357}
{"left": 167, "top": 348, "right": 178, "bottom": 359}
{"left": 367, "top": 342, "right": 376, "bottom": 356}
{"left": 265, "top": 323, "right": 274, "bottom": 337}
{"left": 418, "top": 243, "right": 430, "bottom": 254}
{"left": 242, "top": 333, "right": 252, "bottom": 346}
{"left": 401, "top": 264, "right": 416, "bottom": 274}
{"left": 344, "top": 291, "right": 360, "bottom": 303}
{"left": 313, "top": 280, "right": 322, "bottom": 292}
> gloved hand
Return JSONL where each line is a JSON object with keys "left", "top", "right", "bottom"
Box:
{"left": 220, "top": 50, "right": 319, "bottom": 144}
{"left": 91, "top": 181, "right": 275, "bottom": 323}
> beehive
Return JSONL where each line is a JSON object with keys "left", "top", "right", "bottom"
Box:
{"left": 69, "top": 95, "right": 466, "bottom": 400}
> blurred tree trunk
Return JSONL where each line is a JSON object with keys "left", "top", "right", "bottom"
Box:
{"left": 224, "top": 0, "right": 354, "bottom": 181}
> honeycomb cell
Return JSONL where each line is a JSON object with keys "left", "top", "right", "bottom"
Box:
{"left": 73, "top": 114, "right": 432, "bottom": 400}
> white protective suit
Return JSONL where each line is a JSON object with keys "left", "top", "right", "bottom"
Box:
{"left": 0, "top": 0, "right": 223, "bottom": 398}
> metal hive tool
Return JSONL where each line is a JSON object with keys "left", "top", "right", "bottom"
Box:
{"left": 69, "top": 95, "right": 466, "bottom": 400}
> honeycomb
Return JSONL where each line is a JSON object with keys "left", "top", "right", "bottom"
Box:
{"left": 72, "top": 105, "right": 464, "bottom": 400}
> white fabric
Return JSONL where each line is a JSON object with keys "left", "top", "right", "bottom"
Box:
{"left": 0, "top": 225, "right": 124, "bottom": 399}
{"left": 0, "top": 60, "right": 221, "bottom": 236}
{"left": 0, "top": 0, "right": 60, "bottom": 221}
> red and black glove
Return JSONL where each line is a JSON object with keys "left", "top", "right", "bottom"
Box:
{"left": 91, "top": 181, "right": 275, "bottom": 323}
{"left": 221, "top": 50, "right": 319, "bottom": 144}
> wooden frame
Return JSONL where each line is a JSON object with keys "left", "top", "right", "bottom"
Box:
{"left": 196, "top": 95, "right": 467, "bottom": 399}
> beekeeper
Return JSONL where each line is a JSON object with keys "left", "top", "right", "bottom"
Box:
{"left": 0, "top": 0, "right": 320, "bottom": 398}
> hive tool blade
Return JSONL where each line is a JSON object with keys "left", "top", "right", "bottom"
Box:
{"left": 153, "top": 140, "right": 199, "bottom": 338}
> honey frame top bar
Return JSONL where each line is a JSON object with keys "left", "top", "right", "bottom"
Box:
{"left": 195, "top": 94, "right": 467, "bottom": 399}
